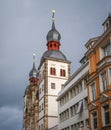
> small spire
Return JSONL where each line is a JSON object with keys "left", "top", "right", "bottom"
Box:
{"left": 52, "top": 10, "right": 55, "bottom": 22}
{"left": 33, "top": 53, "right": 36, "bottom": 68}
{"left": 52, "top": 10, "right": 56, "bottom": 29}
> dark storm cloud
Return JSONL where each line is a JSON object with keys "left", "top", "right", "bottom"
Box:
{"left": 0, "top": 0, "right": 111, "bottom": 130}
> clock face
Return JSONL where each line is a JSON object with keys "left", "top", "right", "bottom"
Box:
{"left": 53, "top": 33, "right": 58, "bottom": 39}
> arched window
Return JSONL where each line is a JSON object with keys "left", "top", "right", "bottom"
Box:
{"left": 60, "top": 69, "right": 62, "bottom": 76}
{"left": 63, "top": 69, "right": 66, "bottom": 77}
{"left": 60, "top": 69, "right": 66, "bottom": 77}
{"left": 50, "top": 67, "right": 56, "bottom": 75}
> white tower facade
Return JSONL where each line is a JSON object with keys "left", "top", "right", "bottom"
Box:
{"left": 38, "top": 11, "right": 70, "bottom": 130}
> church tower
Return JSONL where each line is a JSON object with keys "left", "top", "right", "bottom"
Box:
{"left": 23, "top": 54, "right": 39, "bottom": 130}
{"left": 38, "top": 10, "right": 70, "bottom": 130}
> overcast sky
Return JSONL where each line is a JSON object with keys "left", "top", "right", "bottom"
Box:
{"left": 0, "top": 0, "right": 111, "bottom": 130}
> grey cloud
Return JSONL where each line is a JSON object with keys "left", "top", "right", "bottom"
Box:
{"left": 0, "top": 106, "right": 23, "bottom": 130}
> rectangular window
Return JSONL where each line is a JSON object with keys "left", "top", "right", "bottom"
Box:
{"left": 76, "top": 100, "right": 83, "bottom": 114}
{"left": 84, "top": 97, "right": 88, "bottom": 109}
{"left": 101, "top": 72, "right": 107, "bottom": 91}
{"left": 70, "top": 107, "right": 73, "bottom": 117}
{"left": 78, "top": 83, "right": 82, "bottom": 93}
{"left": 85, "top": 119, "right": 89, "bottom": 127}
{"left": 51, "top": 83, "right": 55, "bottom": 89}
{"left": 41, "top": 124, "right": 43, "bottom": 130}
{"left": 84, "top": 77, "right": 88, "bottom": 89}
{"left": 103, "top": 105, "right": 110, "bottom": 125}
{"left": 71, "top": 125, "right": 74, "bottom": 130}
{"left": 70, "top": 88, "right": 76, "bottom": 98}
{"left": 92, "top": 112, "right": 98, "bottom": 129}
{"left": 75, "top": 86, "right": 79, "bottom": 95}
{"left": 91, "top": 83, "right": 96, "bottom": 101}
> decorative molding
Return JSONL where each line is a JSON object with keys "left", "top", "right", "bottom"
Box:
{"left": 100, "top": 93, "right": 109, "bottom": 103}
{"left": 89, "top": 103, "right": 96, "bottom": 111}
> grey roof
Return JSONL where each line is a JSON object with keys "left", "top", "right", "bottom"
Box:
{"left": 40, "top": 50, "right": 68, "bottom": 66}
{"left": 29, "top": 63, "right": 39, "bottom": 78}
{"left": 46, "top": 22, "right": 61, "bottom": 42}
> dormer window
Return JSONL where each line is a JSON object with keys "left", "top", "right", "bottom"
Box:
{"left": 103, "top": 42, "right": 111, "bottom": 56}
{"left": 100, "top": 41, "right": 111, "bottom": 59}
{"left": 102, "top": 14, "right": 111, "bottom": 31}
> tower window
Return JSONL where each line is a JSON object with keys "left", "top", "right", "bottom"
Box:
{"left": 51, "top": 83, "right": 55, "bottom": 89}
{"left": 50, "top": 67, "right": 56, "bottom": 75}
{"left": 25, "top": 108, "right": 28, "bottom": 113}
{"left": 60, "top": 69, "right": 66, "bottom": 77}
{"left": 50, "top": 44, "right": 52, "bottom": 47}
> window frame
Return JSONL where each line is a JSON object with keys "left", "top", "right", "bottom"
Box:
{"left": 50, "top": 67, "right": 56, "bottom": 75}
{"left": 103, "top": 42, "right": 111, "bottom": 57}
{"left": 102, "top": 104, "right": 110, "bottom": 126}
{"left": 100, "top": 71, "right": 107, "bottom": 92}
{"left": 91, "top": 111, "right": 98, "bottom": 130}
{"left": 60, "top": 69, "right": 66, "bottom": 77}
{"left": 90, "top": 82, "right": 96, "bottom": 101}
{"left": 51, "top": 83, "right": 56, "bottom": 89}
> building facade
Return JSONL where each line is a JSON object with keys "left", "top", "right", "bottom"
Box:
{"left": 85, "top": 14, "right": 111, "bottom": 130}
{"left": 57, "top": 56, "right": 89, "bottom": 130}
{"left": 23, "top": 54, "right": 39, "bottom": 130}
{"left": 23, "top": 11, "right": 70, "bottom": 130}
{"left": 23, "top": 11, "right": 111, "bottom": 130}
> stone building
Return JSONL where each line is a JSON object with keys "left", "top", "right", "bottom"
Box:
{"left": 23, "top": 11, "right": 70, "bottom": 130}
{"left": 23, "top": 54, "right": 39, "bottom": 130}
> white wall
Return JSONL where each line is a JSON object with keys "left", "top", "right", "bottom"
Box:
{"left": 58, "top": 63, "right": 89, "bottom": 130}
{"left": 48, "top": 117, "right": 58, "bottom": 129}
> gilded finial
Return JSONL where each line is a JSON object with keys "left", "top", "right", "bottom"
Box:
{"left": 52, "top": 10, "right": 55, "bottom": 22}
